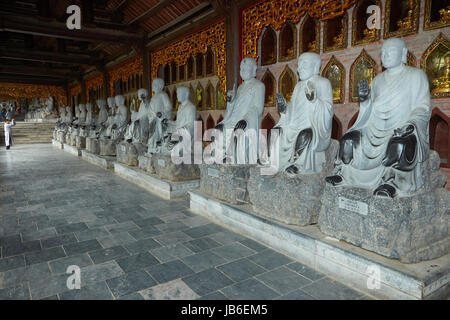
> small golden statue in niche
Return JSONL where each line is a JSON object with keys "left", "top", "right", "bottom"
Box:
{"left": 333, "top": 33, "right": 344, "bottom": 47}
{"left": 308, "top": 40, "right": 317, "bottom": 52}
{"left": 432, "top": 55, "right": 450, "bottom": 94}
{"left": 439, "top": 5, "right": 450, "bottom": 22}
{"left": 397, "top": 0, "right": 415, "bottom": 31}
{"left": 332, "top": 88, "right": 341, "bottom": 101}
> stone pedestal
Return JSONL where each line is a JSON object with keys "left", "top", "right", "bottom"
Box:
{"left": 76, "top": 136, "right": 86, "bottom": 149}
{"left": 99, "top": 138, "right": 116, "bottom": 156}
{"left": 86, "top": 137, "right": 100, "bottom": 155}
{"left": 113, "top": 162, "right": 199, "bottom": 199}
{"left": 199, "top": 163, "right": 255, "bottom": 205}
{"left": 52, "top": 139, "right": 63, "bottom": 149}
{"left": 63, "top": 143, "right": 81, "bottom": 156}
{"left": 138, "top": 154, "right": 200, "bottom": 182}
{"left": 116, "top": 141, "right": 147, "bottom": 167}
{"left": 81, "top": 150, "right": 115, "bottom": 170}
{"left": 189, "top": 191, "right": 450, "bottom": 300}
{"left": 318, "top": 151, "right": 450, "bottom": 264}
{"left": 248, "top": 140, "right": 339, "bottom": 226}
{"left": 57, "top": 131, "right": 66, "bottom": 144}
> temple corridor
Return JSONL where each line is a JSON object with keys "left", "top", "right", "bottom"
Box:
{"left": 0, "top": 144, "right": 371, "bottom": 300}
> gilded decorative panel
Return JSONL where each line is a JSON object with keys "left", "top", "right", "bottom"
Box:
{"left": 278, "top": 22, "right": 297, "bottom": 62}
{"left": 85, "top": 73, "right": 104, "bottom": 102}
{"left": 323, "top": 14, "right": 348, "bottom": 53}
{"left": 151, "top": 22, "right": 226, "bottom": 100}
{"left": 322, "top": 56, "right": 346, "bottom": 104}
{"left": 0, "top": 83, "right": 67, "bottom": 105}
{"left": 242, "top": 0, "right": 357, "bottom": 61}
{"left": 278, "top": 65, "right": 297, "bottom": 102}
{"left": 424, "top": 0, "right": 450, "bottom": 31}
{"left": 299, "top": 15, "right": 320, "bottom": 54}
{"left": 421, "top": 33, "right": 450, "bottom": 99}
{"left": 108, "top": 56, "right": 143, "bottom": 95}
{"left": 352, "top": 0, "right": 382, "bottom": 47}
{"left": 384, "top": 0, "right": 419, "bottom": 39}
{"left": 262, "top": 69, "right": 276, "bottom": 106}
{"left": 349, "top": 49, "right": 377, "bottom": 102}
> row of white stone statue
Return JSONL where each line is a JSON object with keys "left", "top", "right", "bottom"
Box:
{"left": 55, "top": 37, "right": 437, "bottom": 198}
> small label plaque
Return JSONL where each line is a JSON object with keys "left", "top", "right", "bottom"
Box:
{"left": 338, "top": 197, "right": 368, "bottom": 216}
{"left": 157, "top": 159, "right": 166, "bottom": 167}
{"left": 207, "top": 168, "right": 220, "bottom": 178}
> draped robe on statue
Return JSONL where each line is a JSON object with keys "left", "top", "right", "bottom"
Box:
{"left": 276, "top": 76, "right": 333, "bottom": 173}
{"left": 216, "top": 78, "right": 265, "bottom": 163}
{"left": 147, "top": 92, "right": 172, "bottom": 153}
{"left": 111, "top": 105, "right": 129, "bottom": 140}
{"left": 336, "top": 65, "right": 431, "bottom": 194}
{"left": 125, "top": 100, "right": 150, "bottom": 143}
{"left": 167, "top": 100, "right": 196, "bottom": 149}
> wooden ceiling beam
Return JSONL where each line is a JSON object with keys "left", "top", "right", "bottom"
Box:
{"left": 128, "top": 0, "right": 178, "bottom": 28}
{"left": 0, "top": 48, "right": 102, "bottom": 66}
{"left": 0, "top": 64, "right": 78, "bottom": 79}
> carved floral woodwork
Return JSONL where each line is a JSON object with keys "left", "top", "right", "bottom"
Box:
{"left": 242, "top": 0, "right": 357, "bottom": 61}
{"left": 108, "top": 56, "right": 143, "bottom": 94}
{"left": 69, "top": 84, "right": 82, "bottom": 103}
{"left": 151, "top": 22, "right": 226, "bottom": 100}
{"left": 421, "top": 33, "right": 450, "bottom": 99}
{"left": 0, "top": 83, "right": 67, "bottom": 105}
{"left": 85, "top": 73, "right": 104, "bottom": 102}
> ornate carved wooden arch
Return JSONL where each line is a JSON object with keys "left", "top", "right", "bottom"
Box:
{"left": 421, "top": 33, "right": 450, "bottom": 99}
{"left": 323, "top": 12, "right": 348, "bottom": 53}
{"left": 196, "top": 83, "right": 205, "bottom": 111}
{"left": 352, "top": 0, "right": 382, "bottom": 47}
{"left": 299, "top": 15, "right": 320, "bottom": 54}
{"left": 206, "top": 114, "right": 215, "bottom": 130}
{"left": 430, "top": 107, "right": 450, "bottom": 168}
{"left": 278, "top": 65, "right": 297, "bottom": 102}
{"left": 205, "top": 81, "right": 215, "bottom": 110}
{"left": 261, "top": 26, "right": 277, "bottom": 66}
{"left": 349, "top": 49, "right": 377, "bottom": 103}
{"left": 322, "top": 55, "right": 346, "bottom": 104}
{"left": 215, "top": 83, "right": 226, "bottom": 110}
{"left": 279, "top": 21, "right": 297, "bottom": 62}
{"left": 261, "top": 69, "right": 277, "bottom": 107}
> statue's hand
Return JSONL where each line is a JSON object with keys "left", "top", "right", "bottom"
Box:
{"left": 276, "top": 93, "right": 287, "bottom": 114}
{"left": 112, "top": 124, "right": 117, "bottom": 130}
{"left": 305, "top": 81, "right": 316, "bottom": 102}
{"left": 157, "top": 112, "right": 162, "bottom": 118}
{"left": 394, "top": 124, "right": 415, "bottom": 138}
{"left": 358, "top": 79, "right": 370, "bottom": 102}
{"left": 162, "top": 118, "right": 168, "bottom": 126}
{"left": 214, "top": 123, "right": 224, "bottom": 132}
{"left": 234, "top": 120, "right": 247, "bottom": 131}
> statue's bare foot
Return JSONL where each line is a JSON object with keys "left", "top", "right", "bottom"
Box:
{"left": 325, "top": 175, "right": 343, "bottom": 186}
{"left": 373, "top": 184, "right": 396, "bottom": 198}
{"left": 286, "top": 165, "right": 299, "bottom": 175}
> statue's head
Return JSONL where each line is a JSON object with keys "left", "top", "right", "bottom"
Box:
{"left": 66, "top": 106, "right": 70, "bottom": 113}
{"left": 97, "top": 99, "right": 106, "bottom": 109}
{"left": 298, "top": 52, "right": 321, "bottom": 81}
{"left": 79, "top": 104, "right": 85, "bottom": 112}
{"left": 240, "top": 58, "right": 257, "bottom": 81}
{"left": 176, "top": 86, "right": 190, "bottom": 103}
{"left": 152, "top": 78, "right": 164, "bottom": 93}
{"left": 107, "top": 96, "right": 116, "bottom": 108}
{"left": 381, "top": 38, "right": 408, "bottom": 69}
{"left": 115, "top": 95, "right": 125, "bottom": 106}
{"left": 138, "top": 88, "right": 148, "bottom": 101}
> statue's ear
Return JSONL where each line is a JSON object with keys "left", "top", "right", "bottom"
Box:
{"left": 401, "top": 48, "right": 408, "bottom": 64}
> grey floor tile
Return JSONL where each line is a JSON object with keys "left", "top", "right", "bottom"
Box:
{"left": 276, "top": 289, "right": 316, "bottom": 300}
{"left": 49, "top": 253, "right": 94, "bottom": 274}
{"left": 29, "top": 273, "right": 71, "bottom": 300}
{"left": 80, "top": 260, "right": 125, "bottom": 286}
{"left": 146, "top": 259, "right": 194, "bottom": 283}
{"left": 41, "top": 233, "right": 77, "bottom": 249}
{"left": 129, "top": 227, "right": 162, "bottom": 240}
{"left": 63, "top": 239, "right": 102, "bottom": 256}
{"left": 0, "top": 254, "right": 26, "bottom": 272}
{"left": 221, "top": 278, "right": 279, "bottom": 300}
{"left": 211, "top": 243, "right": 256, "bottom": 261}
{"left": 182, "top": 268, "right": 234, "bottom": 296}
{"left": 153, "top": 231, "right": 193, "bottom": 246}
{"left": 217, "top": 258, "right": 266, "bottom": 282}
{"left": 88, "top": 246, "right": 129, "bottom": 264}
{"left": 255, "top": 266, "right": 312, "bottom": 295}
{"left": 301, "top": 277, "right": 364, "bottom": 300}
{"left": 25, "top": 246, "right": 66, "bottom": 265}
{"left": 208, "top": 231, "right": 247, "bottom": 245}
{"left": 56, "top": 222, "right": 88, "bottom": 235}
{"left": 124, "top": 238, "right": 161, "bottom": 254}
{"left": 74, "top": 227, "right": 110, "bottom": 242}
{"left": 183, "top": 237, "right": 222, "bottom": 253}
{"left": 106, "top": 270, "right": 157, "bottom": 298}
{"left": 2, "top": 262, "right": 52, "bottom": 288}
{"left": 182, "top": 223, "right": 226, "bottom": 239}
{"left": 118, "top": 292, "right": 145, "bottom": 300}
{"left": 286, "top": 262, "right": 325, "bottom": 281}
{"left": 3, "top": 240, "right": 41, "bottom": 257}
{"left": 182, "top": 251, "right": 228, "bottom": 273}
{"left": 198, "top": 291, "right": 229, "bottom": 300}
{"left": 150, "top": 243, "right": 194, "bottom": 263}
{"left": 21, "top": 227, "right": 57, "bottom": 242}
{"left": 239, "top": 239, "right": 268, "bottom": 252}
{"left": 133, "top": 217, "right": 165, "bottom": 228}
{"left": 247, "top": 249, "right": 293, "bottom": 270}
{"left": 59, "top": 281, "right": 114, "bottom": 300}
{"left": 116, "top": 252, "right": 160, "bottom": 273}
{"left": 0, "top": 283, "right": 30, "bottom": 300}
{"left": 97, "top": 232, "right": 136, "bottom": 249}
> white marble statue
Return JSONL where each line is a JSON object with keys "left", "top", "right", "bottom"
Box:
{"left": 274, "top": 53, "right": 334, "bottom": 175}
{"left": 165, "top": 86, "right": 197, "bottom": 153}
{"left": 147, "top": 78, "right": 172, "bottom": 154}
{"left": 102, "top": 97, "right": 117, "bottom": 138}
{"left": 111, "top": 95, "right": 129, "bottom": 141}
{"left": 212, "top": 57, "right": 265, "bottom": 163}
{"left": 326, "top": 38, "right": 432, "bottom": 198}
{"left": 124, "top": 88, "right": 150, "bottom": 144}
{"left": 91, "top": 99, "right": 108, "bottom": 138}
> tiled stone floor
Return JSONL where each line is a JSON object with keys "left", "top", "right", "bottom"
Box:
{"left": 0, "top": 144, "right": 372, "bottom": 300}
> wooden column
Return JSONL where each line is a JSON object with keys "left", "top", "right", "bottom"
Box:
{"left": 143, "top": 46, "right": 151, "bottom": 92}
{"left": 225, "top": 0, "right": 240, "bottom": 91}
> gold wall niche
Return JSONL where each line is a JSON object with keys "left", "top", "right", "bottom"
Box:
{"left": 108, "top": 56, "right": 143, "bottom": 95}
{"left": 261, "top": 27, "right": 277, "bottom": 66}
{"left": 205, "top": 81, "right": 215, "bottom": 110}
{"left": 261, "top": 69, "right": 276, "bottom": 107}
{"left": 384, "top": 0, "right": 419, "bottom": 39}
{"left": 196, "top": 83, "right": 205, "bottom": 111}
{"left": 278, "top": 65, "right": 297, "bottom": 102}
{"left": 205, "top": 47, "right": 215, "bottom": 77}
{"left": 352, "top": 0, "right": 382, "bottom": 46}
{"left": 323, "top": 13, "right": 348, "bottom": 53}
{"left": 187, "top": 56, "right": 195, "bottom": 80}
{"left": 299, "top": 15, "right": 320, "bottom": 54}
{"left": 350, "top": 49, "right": 377, "bottom": 103}
{"left": 279, "top": 21, "right": 297, "bottom": 62}
{"left": 424, "top": 0, "right": 450, "bottom": 31}
{"left": 322, "top": 56, "right": 346, "bottom": 104}
{"left": 421, "top": 33, "right": 450, "bottom": 99}
{"left": 189, "top": 85, "right": 197, "bottom": 107}
{"left": 216, "top": 84, "right": 226, "bottom": 110}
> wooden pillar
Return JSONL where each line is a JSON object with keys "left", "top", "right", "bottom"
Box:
{"left": 143, "top": 45, "right": 151, "bottom": 92}
{"left": 225, "top": 0, "right": 240, "bottom": 91}
{"left": 79, "top": 77, "right": 87, "bottom": 104}
{"left": 103, "top": 70, "right": 110, "bottom": 98}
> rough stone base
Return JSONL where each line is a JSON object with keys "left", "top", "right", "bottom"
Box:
{"left": 199, "top": 163, "right": 255, "bottom": 205}
{"left": 189, "top": 190, "right": 450, "bottom": 300}
{"left": 113, "top": 162, "right": 199, "bottom": 199}
{"left": 318, "top": 152, "right": 449, "bottom": 264}
{"left": 24, "top": 118, "right": 58, "bottom": 123}
{"left": 99, "top": 138, "right": 116, "bottom": 156}
{"left": 76, "top": 136, "right": 86, "bottom": 149}
{"left": 81, "top": 150, "right": 115, "bottom": 170}
{"left": 116, "top": 141, "right": 147, "bottom": 167}
{"left": 248, "top": 140, "right": 338, "bottom": 226}
{"left": 57, "top": 131, "right": 67, "bottom": 144}
{"left": 86, "top": 137, "right": 100, "bottom": 155}
{"left": 138, "top": 154, "right": 200, "bottom": 182}
{"left": 63, "top": 143, "right": 81, "bottom": 156}
{"left": 52, "top": 139, "right": 63, "bottom": 149}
